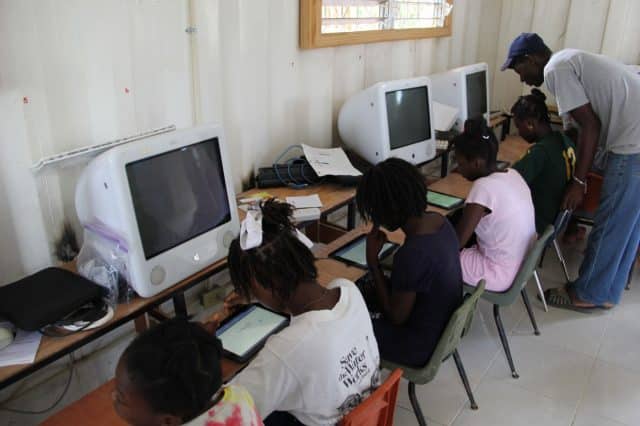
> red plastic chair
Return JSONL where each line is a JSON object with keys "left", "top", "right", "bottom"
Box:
{"left": 338, "top": 369, "right": 403, "bottom": 426}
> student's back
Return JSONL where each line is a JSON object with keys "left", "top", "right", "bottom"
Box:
{"left": 232, "top": 278, "right": 379, "bottom": 425}
{"left": 374, "top": 217, "right": 462, "bottom": 367}
{"left": 462, "top": 169, "right": 536, "bottom": 290}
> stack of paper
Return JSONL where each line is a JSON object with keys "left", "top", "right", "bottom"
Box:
{"left": 0, "top": 322, "right": 42, "bottom": 367}
{"left": 286, "top": 194, "right": 322, "bottom": 223}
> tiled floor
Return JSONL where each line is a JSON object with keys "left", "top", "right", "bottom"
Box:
{"left": 392, "top": 237, "right": 640, "bottom": 426}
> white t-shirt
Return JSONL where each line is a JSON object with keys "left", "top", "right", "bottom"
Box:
{"left": 231, "top": 279, "right": 381, "bottom": 426}
{"left": 544, "top": 49, "right": 640, "bottom": 155}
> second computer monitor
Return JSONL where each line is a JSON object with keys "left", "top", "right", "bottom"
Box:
{"left": 430, "top": 63, "right": 490, "bottom": 132}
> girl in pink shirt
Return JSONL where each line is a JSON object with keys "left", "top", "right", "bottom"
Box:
{"left": 453, "top": 119, "right": 536, "bottom": 292}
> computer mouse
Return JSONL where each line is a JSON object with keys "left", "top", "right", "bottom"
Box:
{"left": 0, "top": 326, "right": 14, "bottom": 350}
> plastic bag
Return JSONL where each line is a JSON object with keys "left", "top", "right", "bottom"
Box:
{"left": 77, "top": 223, "right": 132, "bottom": 307}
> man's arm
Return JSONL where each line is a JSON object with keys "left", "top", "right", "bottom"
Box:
{"left": 563, "top": 103, "right": 601, "bottom": 210}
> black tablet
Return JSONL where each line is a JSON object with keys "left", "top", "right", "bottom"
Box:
{"left": 427, "top": 190, "right": 464, "bottom": 210}
{"left": 496, "top": 160, "right": 510, "bottom": 171}
{"left": 216, "top": 304, "right": 289, "bottom": 363}
{"left": 330, "top": 234, "right": 398, "bottom": 269}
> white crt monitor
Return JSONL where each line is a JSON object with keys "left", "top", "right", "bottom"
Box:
{"left": 430, "top": 63, "right": 490, "bottom": 132}
{"left": 338, "top": 77, "right": 436, "bottom": 165}
{"left": 75, "top": 124, "right": 240, "bottom": 297}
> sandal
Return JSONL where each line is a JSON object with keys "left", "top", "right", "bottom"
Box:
{"left": 540, "top": 288, "right": 595, "bottom": 314}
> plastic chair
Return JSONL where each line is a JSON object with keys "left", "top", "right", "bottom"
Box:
{"left": 381, "top": 281, "right": 486, "bottom": 426}
{"left": 464, "top": 225, "right": 554, "bottom": 379}
{"left": 338, "top": 368, "right": 403, "bottom": 426}
{"left": 538, "top": 210, "right": 573, "bottom": 306}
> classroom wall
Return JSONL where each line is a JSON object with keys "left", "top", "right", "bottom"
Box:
{"left": 1, "top": 0, "right": 638, "bottom": 423}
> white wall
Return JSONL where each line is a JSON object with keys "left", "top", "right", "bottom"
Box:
{"left": 1, "top": 0, "right": 637, "bottom": 423}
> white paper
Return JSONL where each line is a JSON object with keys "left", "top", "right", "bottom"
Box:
{"left": 292, "top": 207, "right": 321, "bottom": 223}
{"left": 0, "top": 323, "right": 42, "bottom": 367}
{"left": 433, "top": 101, "right": 460, "bottom": 132}
{"left": 301, "top": 144, "right": 362, "bottom": 177}
{"left": 286, "top": 194, "right": 323, "bottom": 209}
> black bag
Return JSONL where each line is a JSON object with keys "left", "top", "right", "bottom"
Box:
{"left": 0, "top": 267, "right": 104, "bottom": 331}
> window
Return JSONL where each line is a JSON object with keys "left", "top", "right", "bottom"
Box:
{"left": 300, "top": 0, "right": 453, "bottom": 49}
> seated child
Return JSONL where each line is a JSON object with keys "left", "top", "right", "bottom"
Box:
{"left": 453, "top": 118, "right": 537, "bottom": 292}
{"left": 227, "top": 200, "right": 380, "bottom": 426}
{"left": 112, "top": 318, "right": 262, "bottom": 426}
{"left": 356, "top": 158, "right": 462, "bottom": 368}
{"left": 511, "top": 89, "right": 577, "bottom": 233}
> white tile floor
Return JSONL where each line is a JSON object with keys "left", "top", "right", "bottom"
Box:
{"left": 392, "top": 238, "right": 640, "bottom": 426}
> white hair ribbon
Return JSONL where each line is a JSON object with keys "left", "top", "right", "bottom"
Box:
{"left": 239, "top": 209, "right": 315, "bottom": 251}
{"left": 240, "top": 209, "right": 263, "bottom": 250}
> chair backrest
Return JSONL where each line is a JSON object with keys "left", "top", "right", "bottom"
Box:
{"left": 510, "top": 225, "right": 555, "bottom": 295}
{"left": 338, "top": 368, "right": 403, "bottom": 426}
{"left": 408, "top": 281, "right": 485, "bottom": 382}
{"left": 549, "top": 209, "right": 571, "bottom": 244}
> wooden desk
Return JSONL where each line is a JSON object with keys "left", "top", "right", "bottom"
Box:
{"left": 490, "top": 113, "right": 512, "bottom": 141}
{"left": 0, "top": 182, "right": 357, "bottom": 391}
{"left": 427, "top": 135, "right": 530, "bottom": 216}
{"left": 239, "top": 183, "right": 357, "bottom": 229}
{"left": 42, "top": 226, "right": 402, "bottom": 426}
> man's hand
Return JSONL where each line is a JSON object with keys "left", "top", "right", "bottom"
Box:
{"left": 562, "top": 181, "right": 585, "bottom": 211}
{"left": 366, "top": 227, "right": 387, "bottom": 268}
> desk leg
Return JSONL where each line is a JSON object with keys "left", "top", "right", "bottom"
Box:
{"left": 173, "top": 293, "right": 188, "bottom": 318}
{"left": 441, "top": 150, "right": 450, "bottom": 177}
{"left": 134, "top": 315, "right": 148, "bottom": 333}
{"left": 501, "top": 117, "right": 511, "bottom": 141}
{"left": 347, "top": 202, "right": 356, "bottom": 230}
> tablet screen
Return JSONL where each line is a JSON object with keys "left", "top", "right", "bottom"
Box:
{"left": 332, "top": 235, "right": 397, "bottom": 268}
{"left": 427, "top": 191, "right": 464, "bottom": 209}
{"left": 216, "top": 305, "right": 288, "bottom": 358}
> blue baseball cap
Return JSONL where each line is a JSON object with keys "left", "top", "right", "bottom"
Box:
{"left": 501, "top": 33, "right": 549, "bottom": 71}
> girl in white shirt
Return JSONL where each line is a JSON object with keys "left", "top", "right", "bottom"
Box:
{"left": 226, "top": 200, "right": 380, "bottom": 426}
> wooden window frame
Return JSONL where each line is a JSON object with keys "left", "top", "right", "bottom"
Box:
{"left": 300, "top": 0, "right": 453, "bottom": 49}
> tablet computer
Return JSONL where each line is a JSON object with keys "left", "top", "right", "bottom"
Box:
{"left": 330, "top": 234, "right": 398, "bottom": 269}
{"left": 496, "top": 160, "right": 510, "bottom": 171}
{"left": 427, "top": 190, "right": 464, "bottom": 210}
{"left": 216, "top": 304, "right": 289, "bottom": 363}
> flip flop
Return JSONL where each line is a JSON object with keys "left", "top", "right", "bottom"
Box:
{"left": 540, "top": 288, "right": 594, "bottom": 314}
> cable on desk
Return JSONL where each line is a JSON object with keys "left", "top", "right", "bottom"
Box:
{"left": 0, "top": 354, "right": 75, "bottom": 415}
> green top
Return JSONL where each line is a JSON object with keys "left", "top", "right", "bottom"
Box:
{"left": 513, "top": 131, "right": 576, "bottom": 233}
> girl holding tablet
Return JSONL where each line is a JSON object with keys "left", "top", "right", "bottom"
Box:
{"left": 226, "top": 200, "right": 380, "bottom": 426}
{"left": 356, "top": 158, "right": 463, "bottom": 367}
{"left": 453, "top": 119, "right": 536, "bottom": 292}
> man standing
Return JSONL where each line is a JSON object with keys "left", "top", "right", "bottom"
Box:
{"left": 502, "top": 33, "right": 640, "bottom": 312}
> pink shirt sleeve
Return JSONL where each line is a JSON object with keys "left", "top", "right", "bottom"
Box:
{"left": 466, "top": 178, "right": 495, "bottom": 212}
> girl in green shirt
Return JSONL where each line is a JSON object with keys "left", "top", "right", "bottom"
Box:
{"left": 512, "top": 89, "right": 576, "bottom": 234}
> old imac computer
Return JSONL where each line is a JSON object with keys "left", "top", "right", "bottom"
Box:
{"left": 75, "top": 124, "right": 240, "bottom": 297}
{"left": 430, "top": 63, "right": 490, "bottom": 132}
{"left": 337, "top": 77, "right": 436, "bottom": 165}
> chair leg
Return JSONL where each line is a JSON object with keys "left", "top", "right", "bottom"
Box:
{"left": 408, "top": 382, "right": 427, "bottom": 426}
{"left": 533, "top": 270, "right": 548, "bottom": 312}
{"left": 521, "top": 289, "right": 541, "bottom": 336}
{"left": 493, "top": 305, "right": 519, "bottom": 379}
{"left": 453, "top": 349, "right": 478, "bottom": 410}
{"left": 553, "top": 239, "right": 571, "bottom": 282}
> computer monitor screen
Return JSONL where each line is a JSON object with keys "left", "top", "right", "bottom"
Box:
{"left": 385, "top": 87, "right": 431, "bottom": 150}
{"left": 126, "top": 138, "right": 231, "bottom": 259}
{"left": 466, "top": 70, "right": 488, "bottom": 119}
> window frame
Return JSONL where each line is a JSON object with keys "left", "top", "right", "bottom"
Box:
{"left": 300, "top": 0, "right": 453, "bottom": 49}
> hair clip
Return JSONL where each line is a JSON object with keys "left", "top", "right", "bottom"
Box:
{"left": 482, "top": 134, "right": 490, "bottom": 140}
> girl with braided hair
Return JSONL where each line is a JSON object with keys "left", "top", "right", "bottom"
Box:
{"left": 112, "top": 318, "right": 262, "bottom": 425}
{"left": 453, "top": 118, "right": 536, "bottom": 292}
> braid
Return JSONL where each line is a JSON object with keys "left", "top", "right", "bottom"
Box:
{"left": 228, "top": 199, "right": 317, "bottom": 302}
{"left": 510, "top": 88, "right": 550, "bottom": 123}
{"left": 452, "top": 118, "right": 499, "bottom": 168}
{"left": 356, "top": 158, "right": 427, "bottom": 230}
{"left": 122, "top": 318, "right": 223, "bottom": 422}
